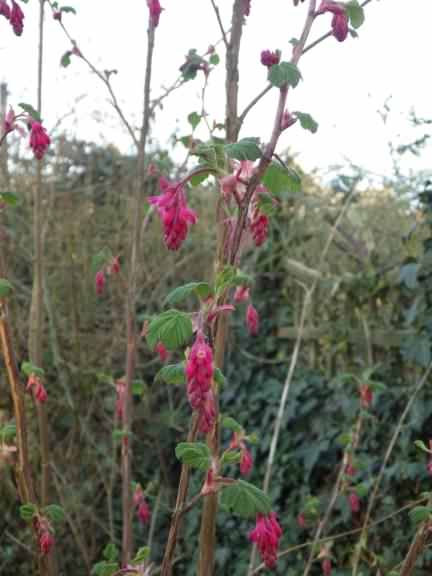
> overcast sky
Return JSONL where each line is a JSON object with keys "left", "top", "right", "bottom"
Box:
{"left": 2, "top": 1, "right": 431, "bottom": 180}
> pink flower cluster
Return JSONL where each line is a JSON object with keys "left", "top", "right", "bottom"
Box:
{"left": 260, "top": 50, "right": 280, "bottom": 68}
{"left": 133, "top": 484, "right": 151, "bottom": 525}
{"left": 95, "top": 256, "right": 121, "bottom": 296}
{"left": 233, "top": 286, "right": 259, "bottom": 336}
{"left": 185, "top": 331, "right": 216, "bottom": 433}
{"left": 230, "top": 432, "right": 253, "bottom": 476}
{"left": 0, "top": 0, "right": 24, "bottom": 36}
{"left": 36, "top": 517, "right": 54, "bottom": 556}
{"left": 359, "top": 383, "right": 372, "bottom": 409}
{"left": 317, "top": 1, "right": 349, "bottom": 42}
{"left": 26, "top": 373, "right": 48, "bottom": 404}
{"left": 249, "top": 512, "right": 282, "bottom": 569}
{"left": 147, "top": 0, "right": 163, "bottom": 28}
{"left": 29, "top": 121, "right": 51, "bottom": 161}
{"left": 148, "top": 177, "right": 198, "bottom": 251}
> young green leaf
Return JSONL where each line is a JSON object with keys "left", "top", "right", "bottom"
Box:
{"left": 131, "top": 546, "right": 150, "bottom": 564}
{"left": 214, "top": 367, "right": 226, "bottom": 387}
{"left": 103, "top": 543, "right": 119, "bottom": 562}
{"left": 409, "top": 506, "right": 432, "bottom": 525}
{"left": 294, "top": 111, "right": 319, "bottom": 134}
{"left": 43, "top": 504, "right": 65, "bottom": 523}
{"left": 345, "top": 1, "right": 365, "bottom": 29}
{"left": 0, "top": 279, "right": 13, "bottom": 298}
{"left": 175, "top": 442, "right": 211, "bottom": 470}
{"left": 221, "top": 415, "right": 243, "bottom": 433}
{"left": 146, "top": 309, "right": 193, "bottom": 351}
{"left": 164, "top": 282, "right": 212, "bottom": 306}
{"left": 220, "top": 480, "right": 271, "bottom": 518}
{"left": 155, "top": 363, "right": 186, "bottom": 385}
{"left": 221, "top": 450, "right": 242, "bottom": 466}
{"left": 61, "top": 51, "right": 72, "bottom": 68}
{"left": 414, "top": 439, "right": 431, "bottom": 454}
{"left": 262, "top": 163, "right": 301, "bottom": 195}
{"left": 18, "top": 102, "right": 42, "bottom": 123}
{"left": 0, "top": 192, "right": 18, "bottom": 206}
{"left": 0, "top": 423, "right": 16, "bottom": 440}
{"left": 225, "top": 138, "right": 262, "bottom": 161}
{"left": 60, "top": 6, "right": 77, "bottom": 14}
{"left": 209, "top": 53, "right": 220, "bottom": 66}
{"left": 21, "top": 361, "right": 45, "bottom": 378}
{"left": 187, "top": 112, "right": 201, "bottom": 131}
{"left": 268, "top": 62, "right": 302, "bottom": 89}
{"left": 91, "top": 562, "right": 119, "bottom": 576}
{"left": 20, "top": 503, "right": 37, "bottom": 522}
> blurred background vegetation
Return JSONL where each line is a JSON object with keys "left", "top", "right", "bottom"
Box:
{"left": 1, "top": 85, "right": 432, "bottom": 575}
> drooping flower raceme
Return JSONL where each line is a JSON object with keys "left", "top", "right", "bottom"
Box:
{"left": 148, "top": 177, "right": 197, "bottom": 251}
{"left": 29, "top": 121, "right": 51, "bottom": 160}
{"left": 249, "top": 513, "right": 282, "bottom": 569}
{"left": 133, "top": 484, "right": 151, "bottom": 525}
{"left": 316, "top": 1, "right": 349, "bottom": 42}
{"left": 185, "top": 331, "right": 216, "bottom": 433}
{"left": 36, "top": 517, "right": 54, "bottom": 556}
{"left": 10, "top": 0, "right": 24, "bottom": 36}
{"left": 246, "top": 303, "right": 259, "bottom": 336}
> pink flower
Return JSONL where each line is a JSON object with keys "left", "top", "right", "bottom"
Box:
{"left": 2, "top": 107, "right": 16, "bottom": 135}
{"left": 10, "top": 0, "right": 24, "bottom": 35}
{"left": 29, "top": 121, "right": 50, "bottom": 160}
{"left": 316, "top": 1, "right": 348, "bottom": 42}
{"left": 249, "top": 188, "right": 269, "bottom": 246}
{"left": 348, "top": 492, "right": 360, "bottom": 514}
{"left": 95, "top": 270, "right": 106, "bottom": 295}
{"left": 155, "top": 341, "right": 168, "bottom": 362}
{"left": 345, "top": 463, "right": 356, "bottom": 477}
{"left": 360, "top": 384, "right": 373, "bottom": 409}
{"left": 0, "top": 0, "right": 10, "bottom": 20}
{"left": 109, "top": 256, "right": 120, "bottom": 275}
{"left": 249, "top": 513, "right": 282, "bottom": 569}
{"left": 137, "top": 500, "right": 151, "bottom": 524}
{"left": 234, "top": 285, "right": 250, "bottom": 303}
{"left": 260, "top": 50, "right": 280, "bottom": 68}
{"left": 147, "top": 0, "right": 163, "bottom": 27}
{"left": 115, "top": 379, "right": 126, "bottom": 419}
{"left": 197, "top": 390, "right": 216, "bottom": 434}
{"left": 26, "top": 374, "right": 48, "bottom": 404}
{"left": 185, "top": 331, "right": 214, "bottom": 410}
{"left": 246, "top": 304, "right": 259, "bottom": 336}
{"left": 148, "top": 177, "right": 197, "bottom": 250}
{"left": 321, "top": 558, "right": 332, "bottom": 576}
{"left": 241, "top": 0, "right": 251, "bottom": 16}
{"left": 53, "top": 10, "right": 61, "bottom": 21}
{"left": 240, "top": 446, "right": 253, "bottom": 476}
{"left": 36, "top": 518, "right": 54, "bottom": 556}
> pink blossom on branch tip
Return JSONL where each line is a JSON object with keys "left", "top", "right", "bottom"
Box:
{"left": 246, "top": 304, "right": 259, "bottom": 336}
{"left": 249, "top": 513, "right": 282, "bottom": 569}
{"left": 95, "top": 270, "right": 106, "bottom": 295}
{"left": 240, "top": 446, "right": 253, "bottom": 476}
{"left": 29, "top": 121, "right": 50, "bottom": 160}
{"left": 260, "top": 50, "right": 280, "bottom": 68}
{"left": 234, "top": 285, "right": 250, "bottom": 303}
{"left": 316, "top": 1, "right": 349, "bottom": 42}
{"left": 10, "top": 0, "right": 24, "bottom": 36}
{"left": 0, "top": 0, "right": 10, "bottom": 20}
{"left": 147, "top": 0, "right": 163, "bottom": 28}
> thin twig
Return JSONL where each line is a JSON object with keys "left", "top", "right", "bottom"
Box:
{"left": 209, "top": 0, "right": 229, "bottom": 49}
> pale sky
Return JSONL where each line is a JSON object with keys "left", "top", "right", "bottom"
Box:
{"left": 2, "top": 1, "right": 431, "bottom": 180}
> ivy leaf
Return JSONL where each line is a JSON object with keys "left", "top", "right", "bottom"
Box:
{"left": 155, "top": 363, "right": 186, "bottom": 385}
{"left": 268, "top": 61, "right": 302, "bottom": 89}
{"left": 131, "top": 547, "right": 150, "bottom": 564}
{"left": 147, "top": 309, "right": 193, "bottom": 351}
{"left": 345, "top": 0, "right": 365, "bottom": 29}
{"left": 409, "top": 506, "right": 432, "bottom": 525}
{"left": 187, "top": 112, "right": 201, "bottom": 131}
{"left": 43, "top": 504, "right": 65, "bottom": 523}
{"left": 21, "top": 361, "right": 45, "bottom": 378}
{"left": 294, "top": 111, "right": 318, "bottom": 134}
{"left": 221, "top": 415, "right": 243, "bottom": 433}
{"left": 0, "top": 279, "right": 13, "bottom": 298}
{"left": 20, "top": 503, "right": 37, "bottom": 521}
{"left": 18, "top": 102, "right": 42, "bottom": 123}
{"left": 0, "top": 192, "right": 18, "bottom": 206}
{"left": 220, "top": 480, "right": 271, "bottom": 518}
{"left": 164, "top": 282, "right": 213, "bottom": 306}
{"left": 262, "top": 162, "right": 301, "bottom": 194}
{"left": 175, "top": 442, "right": 211, "bottom": 470}
{"left": 225, "top": 138, "right": 262, "bottom": 161}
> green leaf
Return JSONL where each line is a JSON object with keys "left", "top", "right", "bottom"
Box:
{"left": 155, "top": 363, "right": 186, "bottom": 385}
{"left": 112, "top": 429, "right": 129, "bottom": 440}
{"left": 209, "top": 53, "right": 220, "bottom": 66}
{"left": 175, "top": 442, "right": 211, "bottom": 470}
{"left": 336, "top": 432, "right": 353, "bottom": 447}
{"left": 221, "top": 450, "right": 241, "bottom": 466}
{"left": 399, "top": 262, "right": 418, "bottom": 289}
{"left": 92, "top": 247, "right": 112, "bottom": 273}
{"left": 61, "top": 51, "right": 72, "bottom": 68}
{"left": 415, "top": 440, "right": 431, "bottom": 453}
{"left": 164, "top": 282, "right": 212, "bottom": 306}
{"left": 187, "top": 112, "right": 201, "bottom": 131}
{"left": 257, "top": 194, "right": 276, "bottom": 216}
{"left": 60, "top": 6, "right": 77, "bottom": 14}
{"left": 43, "top": 504, "right": 65, "bottom": 523}
{"left": 409, "top": 506, "right": 432, "bottom": 525}
{"left": 268, "top": 61, "right": 302, "bottom": 88}
{"left": 20, "top": 503, "right": 37, "bottom": 521}
{"left": 132, "top": 380, "right": 146, "bottom": 397}
{"left": 147, "top": 309, "right": 193, "bottom": 351}
{"left": 214, "top": 367, "right": 226, "bottom": 387}
{"left": 0, "top": 423, "right": 16, "bottom": 440}
{"left": 294, "top": 111, "right": 318, "bottom": 134}
{"left": 103, "top": 543, "right": 119, "bottom": 563}
{"left": 131, "top": 546, "right": 150, "bottom": 564}
{"left": 215, "top": 266, "right": 253, "bottom": 294}
{"left": 21, "top": 361, "right": 45, "bottom": 378}
{"left": 221, "top": 415, "right": 243, "bottom": 433}
{"left": 220, "top": 480, "right": 271, "bottom": 518}
{"left": 91, "top": 562, "right": 119, "bottom": 576}
{"left": 0, "top": 192, "right": 18, "bottom": 206}
{"left": 345, "top": 0, "right": 365, "bottom": 29}
{"left": 189, "top": 167, "right": 213, "bottom": 187}
{"left": 0, "top": 279, "right": 13, "bottom": 298}
{"left": 18, "top": 102, "right": 42, "bottom": 123}
{"left": 225, "top": 138, "right": 262, "bottom": 161}
{"left": 353, "top": 483, "right": 369, "bottom": 498}
{"left": 262, "top": 162, "right": 301, "bottom": 194}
